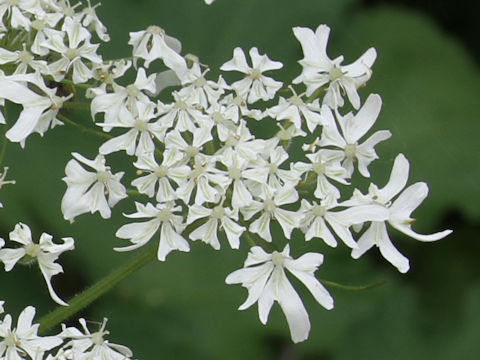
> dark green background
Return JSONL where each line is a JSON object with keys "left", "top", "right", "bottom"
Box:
{"left": 1, "top": 0, "right": 479, "bottom": 359}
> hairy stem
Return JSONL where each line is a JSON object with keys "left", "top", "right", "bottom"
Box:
{"left": 320, "top": 279, "right": 387, "bottom": 291}
{"left": 38, "top": 243, "right": 157, "bottom": 334}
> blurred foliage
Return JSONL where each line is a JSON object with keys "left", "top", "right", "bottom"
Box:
{"left": 0, "top": 0, "right": 479, "bottom": 359}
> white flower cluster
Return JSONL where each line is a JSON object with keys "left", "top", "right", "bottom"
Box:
{"left": 0, "top": 0, "right": 452, "bottom": 347}
{"left": 0, "top": 303, "right": 135, "bottom": 360}
{"left": 0, "top": 0, "right": 109, "bottom": 147}
{"left": 0, "top": 223, "right": 74, "bottom": 306}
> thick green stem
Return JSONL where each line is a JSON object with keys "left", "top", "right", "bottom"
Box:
{"left": 305, "top": 86, "right": 325, "bottom": 103}
{"left": 58, "top": 113, "right": 112, "bottom": 140}
{"left": 38, "top": 243, "right": 157, "bottom": 335}
{"left": 60, "top": 78, "right": 95, "bottom": 90}
{"left": 62, "top": 101, "right": 91, "bottom": 110}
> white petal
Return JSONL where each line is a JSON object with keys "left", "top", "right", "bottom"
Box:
{"left": 157, "top": 222, "right": 189, "bottom": 261}
{"left": 377, "top": 153, "right": 410, "bottom": 201}
{"left": 221, "top": 217, "right": 245, "bottom": 249}
{"left": 286, "top": 261, "right": 334, "bottom": 310}
{"left": 271, "top": 267, "right": 311, "bottom": 343}
{"left": 249, "top": 213, "right": 272, "bottom": 243}
{"left": 351, "top": 223, "right": 378, "bottom": 259}
{"left": 344, "top": 94, "right": 382, "bottom": 143}
{"left": 38, "top": 256, "right": 69, "bottom": 306}
{"left": 378, "top": 232, "right": 410, "bottom": 273}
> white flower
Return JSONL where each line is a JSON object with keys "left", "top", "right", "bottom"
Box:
{"left": 98, "top": 100, "right": 166, "bottom": 156}
{"left": 61, "top": 152, "right": 127, "bottom": 222}
{"left": 293, "top": 24, "right": 376, "bottom": 109}
{"left": 0, "top": 305, "right": 62, "bottom": 359}
{"left": 241, "top": 186, "right": 300, "bottom": 243}
{"left": 0, "top": 44, "right": 49, "bottom": 75}
{"left": 42, "top": 17, "right": 102, "bottom": 83}
{"left": 226, "top": 245, "right": 333, "bottom": 343}
{"left": 30, "top": 13, "right": 64, "bottom": 56}
{"left": 164, "top": 126, "right": 213, "bottom": 160}
{"left": 268, "top": 87, "right": 325, "bottom": 133}
{"left": 219, "top": 92, "right": 263, "bottom": 121}
{"left": 221, "top": 152, "right": 269, "bottom": 209}
{"left": 0, "top": 223, "right": 74, "bottom": 306}
{"left": 58, "top": 318, "right": 134, "bottom": 360}
{"left": 319, "top": 94, "right": 391, "bottom": 177}
{"left": 0, "top": 1, "right": 38, "bottom": 31}
{"left": 259, "top": 146, "right": 302, "bottom": 190}
{"left": 80, "top": 0, "right": 110, "bottom": 42}
{"left": 345, "top": 154, "right": 453, "bottom": 272}
{"left": 132, "top": 150, "right": 190, "bottom": 202}
{"left": 293, "top": 147, "right": 349, "bottom": 199}
{"left": 87, "top": 59, "right": 132, "bottom": 98}
{"left": 0, "top": 72, "right": 66, "bottom": 147}
{"left": 129, "top": 25, "right": 186, "bottom": 74}
{"left": 204, "top": 101, "right": 240, "bottom": 142}
{"left": 179, "top": 60, "right": 227, "bottom": 108}
{"left": 215, "top": 119, "right": 277, "bottom": 162}
{"left": 220, "top": 47, "right": 283, "bottom": 103}
{"left": 115, "top": 202, "right": 189, "bottom": 261}
{"left": 157, "top": 90, "right": 208, "bottom": 132}
{"left": 176, "top": 153, "right": 229, "bottom": 205}
{"left": 91, "top": 67, "right": 156, "bottom": 130}
{"left": 187, "top": 202, "right": 245, "bottom": 249}
{"left": 299, "top": 196, "right": 389, "bottom": 248}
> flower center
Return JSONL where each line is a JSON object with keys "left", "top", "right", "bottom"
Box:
{"left": 250, "top": 68, "right": 262, "bottom": 80}
{"left": 185, "top": 146, "right": 199, "bottom": 158}
{"left": 269, "top": 163, "right": 278, "bottom": 174}
{"left": 212, "top": 205, "right": 225, "bottom": 219}
{"left": 311, "top": 204, "right": 327, "bottom": 217}
{"left": 19, "top": 50, "right": 33, "bottom": 65}
{"left": 190, "top": 162, "right": 206, "bottom": 179}
{"left": 344, "top": 143, "right": 357, "bottom": 159}
{"left": 228, "top": 167, "right": 242, "bottom": 180}
{"left": 277, "top": 127, "right": 292, "bottom": 141}
{"left": 63, "top": 5, "right": 76, "bottom": 17}
{"left": 97, "top": 171, "right": 111, "bottom": 184}
{"left": 4, "top": 330, "right": 20, "bottom": 347}
{"left": 176, "top": 100, "right": 188, "bottom": 110}
{"left": 193, "top": 76, "right": 207, "bottom": 87}
{"left": 225, "top": 135, "right": 239, "bottom": 147}
{"left": 212, "top": 111, "right": 225, "bottom": 124}
{"left": 91, "top": 330, "right": 109, "bottom": 346}
{"left": 66, "top": 48, "right": 80, "bottom": 60}
{"left": 233, "top": 95, "right": 245, "bottom": 107}
{"left": 263, "top": 199, "right": 276, "bottom": 214}
{"left": 97, "top": 69, "right": 113, "bottom": 83}
{"left": 157, "top": 209, "right": 172, "bottom": 222}
{"left": 154, "top": 165, "right": 168, "bottom": 178}
{"left": 134, "top": 119, "right": 148, "bottom": 132}
{"left": 271, "top": 251, "right": 285, "bottom": 267}
{"left": 289, "top": 95, "right": 304, "bottom": 106}
{"left": 312, "top": 161, "right": 325, "bottom": 175}
{"left": 126, "top": 84, "right": 140, "bottom": 98}
{"left": 31, "top": 19, "right": 45, "bottom": 31}
{"left": 329, "top": 66, "right": 343, "bottom": 81}
{"left": 147, "top": 25, "right": 164, "bottom": 36}
{"left": 25, "top": 243, "right": 41, "bottom": 258}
